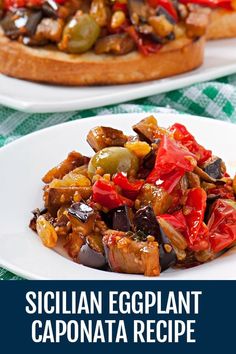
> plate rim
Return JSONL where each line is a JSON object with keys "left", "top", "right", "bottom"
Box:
{"left": 1, "top": 38, "right": 236, "bottom": 113}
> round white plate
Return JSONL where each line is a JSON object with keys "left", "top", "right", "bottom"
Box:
{"left": 0, "top": 112, "right": 236, "bottom": 280}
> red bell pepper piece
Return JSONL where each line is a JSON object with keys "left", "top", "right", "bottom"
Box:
{"left": 184, "top": 187, "right": 209, "bottom": 250}
{"left": 148, "top": 0, "right": 179, "bottom": 21}
{"left": 112, "top": 0, "right": 128, "bottom": 13}
{"left": 208, "top": 199, "right": 236, "bottom": 253}
{"left": 113, "top": 172, "right": 144, "bottom": 199}
{"left": 170, "top": 123, "right": 212, "bottom": 165}
{"left": 4, "top": 0, "right": 65, "bottom": 9}
{"left": 4, "top": 0, "right": 26, "bottom": 8}
{"left": 161, "top": 169, "right": 185, "bottom": 194}
{"left": 190, "top": 223, "right": 210, "bottom": 251}
{"left": 147, "top": 135, "right": 197, "bottom": 191}
{"left": 92, "top": 179, "right": 133, "bottom": 210}
{"left": 126, "top": 26, "right": 161, "bottom": 55}
{"left": 179, "top": 0, "right": 233, "bottom": 10}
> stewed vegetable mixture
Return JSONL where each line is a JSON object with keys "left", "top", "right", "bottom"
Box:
{"left": 0, "top": 0, "right": 210, "bottom": 55}
{"left": 29, "top": 116, "right": 236, "bottom": 276}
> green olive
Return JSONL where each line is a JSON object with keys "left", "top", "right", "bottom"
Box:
{"left": 61, "top": 14, "right": 100, "bottom": 54}
{"left": 88, "top": 147, "right": 139, "bottom": 178}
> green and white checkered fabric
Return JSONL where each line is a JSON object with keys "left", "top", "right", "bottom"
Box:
{"left": 1, "top": 73, "right": 236, "bottom": 280}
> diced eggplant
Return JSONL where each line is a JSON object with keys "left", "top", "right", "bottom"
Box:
{"left": 186, "top": 171, "right": 200, "bottom": 188}
{"left": 136, "top": 183, "right": 172, "bottom": 215}
{"left": 94, "top": 33, "right": 135, "bottom": 55}
{"left": 86, "top": 126, "right": 127, "bottom": 152}
{"left": 1, "top": 9, "right": 43, "bottom": 39}
{"left": 78, "top": 234, "right": 106, "bottom": 269}
{"left": 103, "top": 230, "right": 160, "bottom": 276}
{"left": 68, "top": 202, "right": 94, "bottom": 223}
{"left": 194, "top": 166, "right": 225, "bottom": 184}
{"left": 128, "top": 0, "right": 149, "bottom": 25}
{"left": 138, "top": 149, "right": 156, "bottom": 179}
{"left": 134, "top": 205, "right": 161, "bottom": 238}
{"left": 133, "top": 116, "right": 160, "bottom": 143}
{"left": 202, "top": 157, "right": 223, "bottom": 180}
{"left": 42, "top": 151, "right": 90, "bottom": 183}
{"left": 42, "top": 0, "right": 60, "bottom": 19}
{"left": 79, "top": 243, "right": 106, "bottom": 269}
{"left": 104, "top": 206, "right": 132, "bottom": 232}
{"left": 45, "top": 186, "right": 92, "bottom": 216}
{"left": 156, "top": 6, "right": 177, "bottom": 24}
{"left": 186, "top": 11, "right": 209, "bottom": 37}
{"left": 32, "top": 18, "right": 64, "bottom": 44}
{"left": 68, "top": 202, "right": 96, "bottom": 236}
{"left": 134, "top": 205, "right": 177, "bottom": 272}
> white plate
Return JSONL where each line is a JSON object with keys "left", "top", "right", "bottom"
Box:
{"left": 1, "top": 39, "right": 236, "bottom": 113}
{"left": 0, "top": 112, "right": 236, "bottom": 280}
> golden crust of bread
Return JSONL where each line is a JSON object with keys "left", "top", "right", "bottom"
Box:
{"left": 0, "top": 28, "right": 205, "bottom": 86}
{"left": 207, "top": 8, "right": 236, "bottom": 40}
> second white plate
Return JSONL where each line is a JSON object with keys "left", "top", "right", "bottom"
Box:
{"left": 0, "top": 39, "right": 236, "bottom": 113}
{"left": 0, "top": 112, "right": 236, "bottom": 280}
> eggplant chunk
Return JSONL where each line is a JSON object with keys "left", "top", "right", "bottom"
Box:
{"left": 42, "top": 151, "right": 89, "bottom": 183}
{"left": 134, "top": 205, "right": 177, "bottom": 271}
{"left": 87, "top": 126, "right": 127, "bottom": 152}
{"left": 68, "top": 202, "right": 97, "bottom": 236}
{"left": 186, "top": 172, "right": 200, "bottom": 188}
{"left": 136, "top": 183, "right": 172, "bottom": 215}
{"left": 194, "top": 165, "right": 225, "bottom": 184}
{"left": 132, "top": 116, "right": 166, "bottom": 143}
{"left": 42, "top": 0, "right": 60, "bottom": 19}
{"left": 1, "top": 9, "right": 43, "bottom": 39}
{"left": 78, "top": 233, "right": 106, "bottom": 269}
{"left": 68, "top": 202, "right": 95, "bottom": 223}
{"left": 33, "top": 18, "right": 64, "bottom": 44}
{"left": 128, "top": 0, "right": 149, "bottom": 25}
{"left": 202, "top": 157, "right": 223, "bottom": 180}
{"left": 104, "top": 206, "right": 133, "bottom": 232}
{"left": 95, "top": 33, "right": 135, "bottom": 55}
{"left": 103, "top": 230, "right": 160, "bottom": 276}
{"left": 186, "top": 11, "right": 209, "bottom": 37}
{"left": 45, "top": 186, "right": 92, "bottom": 216}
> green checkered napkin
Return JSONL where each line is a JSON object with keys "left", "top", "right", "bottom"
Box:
{"left": 1, "top": 73, "right": 236, "bottom": 280}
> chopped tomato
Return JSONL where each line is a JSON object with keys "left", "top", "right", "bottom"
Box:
{"left": 208, "top": 199, "right": 236, "bottom": 253}
{"left": 159, "top": 211, "right": 187, "bottom": 232}
{"left": 4, "top": 0, "right": 65, "bottom": 9}
{"left": 179, "top": 0, "right": 233, "bottom": 10}
{"left": 170, "top": 123, "right": 212, "bottom": 165}
{"left": 147, "top": 135, "right": 197, "bottom": 191}
{"left": 92, "top": 179, "right": 133, "bottom": 210}
{"left": 113, "top": 172, "right": 144, "bottom": 199}
{"left": 184, "top": 187, "right": 209, "bottom": 250}
{"left": 112, "top": 0, "right": 128, "bottom": 13}
{"left": 126, "top": 26, "right": 161, "bottom": 55}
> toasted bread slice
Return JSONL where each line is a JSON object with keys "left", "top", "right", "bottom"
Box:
{"left": 207, "top": 8, "right": 236, "bottom": 39}
{"left": 0, "top": 29, "right": 205, "bottom": 86}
